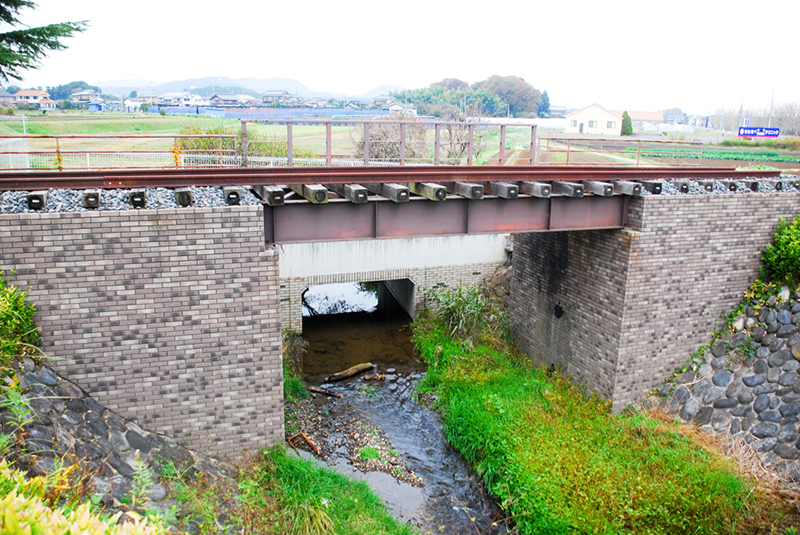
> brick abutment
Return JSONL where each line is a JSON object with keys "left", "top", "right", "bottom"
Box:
{"left": 0, "top": 206, "right": 283, "bottom": 458}
{"left": 510, "top": 192, "right": 800, "bottom": 410}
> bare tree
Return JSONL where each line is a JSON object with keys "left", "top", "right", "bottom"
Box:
{"left": 351, "top": 118, "right": 429, "bottom": 163}
{"left": 442, "top": 106, "right": 487, "bottom": 165}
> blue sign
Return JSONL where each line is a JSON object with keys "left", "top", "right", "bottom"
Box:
{"left": 738, "top": 127, "right": 780, "bottom": 137}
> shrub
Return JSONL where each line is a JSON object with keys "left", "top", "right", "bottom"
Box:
{"left": 621, "top": 111, "right": 633, "bottom": 136}
{"left": 761, "top": 215, "right": 800, "bottom": 285}
{"left": 427, "top": 285, "right": 509, "bottom": 346}
{"left": 0, "top": 269, "right": 41, "bottom": 375}
{"left": 0, "top": 460, "right": 167, "bottom": 534}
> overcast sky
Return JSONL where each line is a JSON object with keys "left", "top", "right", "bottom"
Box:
{"left": 10, "top": 0, "right": 799, "bottom": 115}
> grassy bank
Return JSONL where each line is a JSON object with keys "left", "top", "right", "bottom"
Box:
{"left": 232, "top": 449, "right": 417, "bottom": 535}
{"left": 412, "top": 287, "right": 793, "bottom": 534}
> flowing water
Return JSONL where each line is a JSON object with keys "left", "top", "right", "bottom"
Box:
{"left": 294, "top": 291, "right": 509, "bottom": 535}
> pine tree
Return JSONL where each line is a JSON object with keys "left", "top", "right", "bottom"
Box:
{"left": 621, "top": 111, "right": 633, "bottom": 136}
{"left": 0, "top": 1, "right": 86, "bottom": 81}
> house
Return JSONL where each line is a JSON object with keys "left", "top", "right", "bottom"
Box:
{"left": 209, "top": 94, "right": 240, "bottom": 107}
{"left": 613, "top": 110, "right": 664, "bottom": 128}
{"left": 565, "top": 104, "right": 622, "bottom": 136}
{"left": 262, "top": 90, "right": 290, "bottom": 105}
{"left": 344, "top": 101, "right": 364, "bottom": 110}
{"left": 15, "top": 89, "right": 50, "bottom": 104}
{"left": 371, "top": 95, "right": 396, "bottom": 108}
{"left": 70, "top": 89, "right": 100, "bottom": 104}
{"left": 158, "top": 91, "right": 208, "bottom": 107}
{"left": 209, "top": 94, "right": 258, "bottom": 107}
{"left": 388, "top": 102, "right": 417, "bottom": 117}
{"left": 38, "top": 98, "right": 58, "bottom": 110}
{"left": 0, "top": 91, "right": 16, "bottom": 106}
{"left": 306, "top": 97, "right": 328, "bottom": 108}
{"left": 545, "top": 105, "right": 567, "bottom": 118}
{"left": 88, "top": 98, "right": 107, "bottom": 112}
{"left": 240, "top": 95, "right": 261, "bottom": 107}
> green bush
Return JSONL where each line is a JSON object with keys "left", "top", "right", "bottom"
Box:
{"left": 427, "top": 286, "right": 508, "bottom": 345}
{"left": 0, "top": 269, "right": 41, "bottom": 375}
{"left": 761, "top": 215, "right": 800, "bottom": 285}
{"left": 0, "top": 460, "right": 167, "bottom": 534}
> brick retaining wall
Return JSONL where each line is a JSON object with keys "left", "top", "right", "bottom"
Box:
{"left": 0, "top": 206, "right": 282, "bottom": 459}
{"left": 511, "top": 193, "right": 800, "bottom": 410}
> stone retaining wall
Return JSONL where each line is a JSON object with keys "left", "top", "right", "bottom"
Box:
{"left": 0, "top": 206, "right": 283, "bottom": 459}
{"left": 511, "top": 192, "right": 800, "bottom": 410}
{"left": 649, "top": 297, "right": 800, "bottom": 475}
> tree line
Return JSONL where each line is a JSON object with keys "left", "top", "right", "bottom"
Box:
{"left": 391, "top": 76, "right": 549, "bottom": 119}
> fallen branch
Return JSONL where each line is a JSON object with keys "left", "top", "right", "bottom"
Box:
{"left": 326, "top": 362, "right": 374, "bottom": 382}
{"left": 306, "top": 385, "right": 343, "bottom": 398}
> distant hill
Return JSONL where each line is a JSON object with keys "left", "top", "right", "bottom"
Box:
{"left": 96, "top": 76, "right": 406, "bottom": 101}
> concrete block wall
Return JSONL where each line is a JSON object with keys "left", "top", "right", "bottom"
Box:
{"left": 0, "top": 206, "right": 283, "bottom": 459}
{"left": 282, "top": 261, "right": 506, "bottom": 332}
{"left": 511, "top": 192, "right": 800, "bottom": 410}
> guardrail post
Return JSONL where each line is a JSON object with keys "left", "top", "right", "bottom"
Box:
{"left": 326, "top": 121, "right": 332, "bottom": 166}
{"left": 434, "top": 123, "right": 440, "bottom": 166}
{"left": 240, "top": 121, "right": 247, "bottom": 167}
{"left": 467, "top": 124, "right": 474, "bottom": 165}
{"left": 287, "top": 122, "right": 293, "bottom": 167}
{"left": 636, "top": 140, "right": 641, "bottom": 167}
{"left": 545, "top": 137, "right": 550, "bottom": 164}
{"left": 364, "top": 123, "right": 370, "bottom": 166}
{"left": 530, "top": 125, "right": 537, "bottom": 165}
{"left": 400, "top": 123, "right": 406, "bottom": 165}
{"left": 500, "top": 125, "right": 506, "bottom": 165}
{"left": 566, "top": 138, "right": 571, "bottom": 166}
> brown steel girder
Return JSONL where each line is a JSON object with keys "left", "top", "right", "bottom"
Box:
{"left": 263, "top": 194, "right": 628, "bottom": 244}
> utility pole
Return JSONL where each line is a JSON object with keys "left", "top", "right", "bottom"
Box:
{"left": 768, "top": 89, "right": 775, "bottom": 128}
{"left": 738, "top": 99, "right": 743, "bottom": 128}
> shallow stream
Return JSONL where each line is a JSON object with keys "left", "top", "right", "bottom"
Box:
{"left": 291, "top": 307, "right": 508, "bottom": 534}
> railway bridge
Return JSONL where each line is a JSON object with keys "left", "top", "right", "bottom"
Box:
{"left": 1, "top": 165, "right": 798, "bottom": 457}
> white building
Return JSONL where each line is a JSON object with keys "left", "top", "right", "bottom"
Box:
{"left": 565, "top": 104, "right": 622, "bottom": 136}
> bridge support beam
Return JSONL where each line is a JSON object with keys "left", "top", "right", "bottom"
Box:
{"left": 510, "top": 192, "right": 800, "bottom": 410}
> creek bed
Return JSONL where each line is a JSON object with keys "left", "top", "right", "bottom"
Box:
{"left": 287, "top": 311, "right": 508, "bottom": 534}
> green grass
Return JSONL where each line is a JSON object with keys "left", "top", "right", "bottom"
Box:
{"left": 359, "top": 446, "right": 380, "bottom": 460}
{"left": 235, "top": 448, "right": 417, "bottom": 535}
{"left": 413, "top": 287, "right": 791, "bottom": 535}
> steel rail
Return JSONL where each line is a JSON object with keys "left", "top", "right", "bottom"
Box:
{"left": 0, "top": 166, "right": 783, "bottom": 190}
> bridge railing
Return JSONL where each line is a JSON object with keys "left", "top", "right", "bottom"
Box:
{"left": 538, "top": 137, "right": 704, "bottom": 167}
{"left": 241, "top": 119, "right": 540, "bottom": 167}
{"left": 0, "top": 133, "right": 238, "bottom": 171}
{"left": 0, "top": 120, "right": 713, "bottom": 172}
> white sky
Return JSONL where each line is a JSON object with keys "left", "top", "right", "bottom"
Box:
{"left": 11, "top": 0, "right": 800, "bottom": 115}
